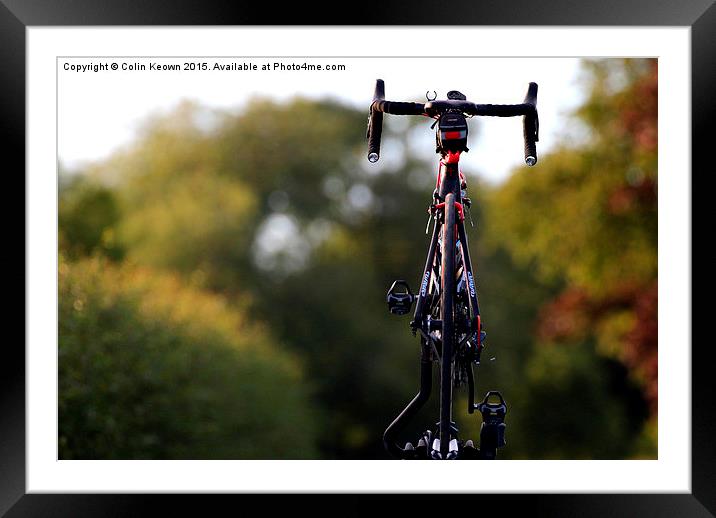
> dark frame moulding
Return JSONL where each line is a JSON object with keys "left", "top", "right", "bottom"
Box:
{"left": 3, "top": 0, "right": 711, "bottom": 516}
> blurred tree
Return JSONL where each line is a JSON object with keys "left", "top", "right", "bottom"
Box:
{"left": 59, "top": 173, "right": 124, "bottom": 260}
{"left": 486, "top": 59, "right": 657, "bottom": 456}
{"left": 59, "top": 255, "right": 317, "bottom": 459}
{"left": 81, "top": 98, "right": 441, "bottom": 458}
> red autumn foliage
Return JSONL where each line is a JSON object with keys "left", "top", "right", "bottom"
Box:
{"left": 607, "top": 177, "right": 657, "bottom": 215}
{"left": 538, "top": 281, "right": 658, "bottom": 414}
{"left": 534, "top": 60, "right": 658, "bottom": 417}
{"left": 537, "top": 288, "right": 591, "bottom": 343}
{"left": 618, "top": 61, "right": 658, "bottom": 153}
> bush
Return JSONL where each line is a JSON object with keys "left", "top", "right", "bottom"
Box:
{"left": 58, "top": 255, "right": 318, "bottom": 459}
{"left": 58, "top": 177, "right": 124, "bottom": 261}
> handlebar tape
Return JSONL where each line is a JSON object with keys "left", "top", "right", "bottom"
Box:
{"left": 367, "top": 79, "right": 386, "bottom": 161}
{"left": 469, "top": 103, "right": 534, "bottom": 117}
{"left": 371, "top": 100, "right": 426, "bottom": 116}
{"left": 522, "top": 82, "right": 539, "bottom": 166}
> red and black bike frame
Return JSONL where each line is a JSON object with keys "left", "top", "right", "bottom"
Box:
{"left": 383, "top": 150, "right": 483, "bottom": 458}
{"left": 413, "top": 152, "right": 481, "bottom": 341}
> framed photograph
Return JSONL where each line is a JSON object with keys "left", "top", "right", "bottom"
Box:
{"left": 6, "top": 0, "right": 710, "bottom": 514}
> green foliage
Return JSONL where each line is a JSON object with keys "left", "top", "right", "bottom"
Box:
{"left": 75, "top": 97, "right": 437, "bottom": 458}
{"left": 485, "top": 59, "right": 657, "bottom": 457}
{"left": 511, "top": 341, "right": 644, "bottom": 459}
{"left": 488, "top": 59, "right": 657, "bottom": 295}
{"left": 59, "top": 175, "right": 124, "bottom": 260}
{"left": 58, "top": 255, "right": 317, "bottom": 459}
{"left": 215, "top": 97, "right": 367, "bottom": 217}
{"left": 119, "top": 171, "right": 258, "bottom": 290}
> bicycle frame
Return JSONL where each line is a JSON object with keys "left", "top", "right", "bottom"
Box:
{"left": 384, "top": 150, "right": 484, "bottom": 459}
{"left": 414, "top": 153, "right": 481, "bottom": 332}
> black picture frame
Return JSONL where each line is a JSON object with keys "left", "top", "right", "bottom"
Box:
{"left": 5, "top": 1, "right": 710, "bottom": 515}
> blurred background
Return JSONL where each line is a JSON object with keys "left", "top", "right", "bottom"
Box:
{"left": 58, "top": 57, "right": 657, "bottom": 460}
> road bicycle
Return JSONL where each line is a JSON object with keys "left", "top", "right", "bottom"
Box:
{"left": 366, "top": 79, "right": 539, "bottom": 459}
